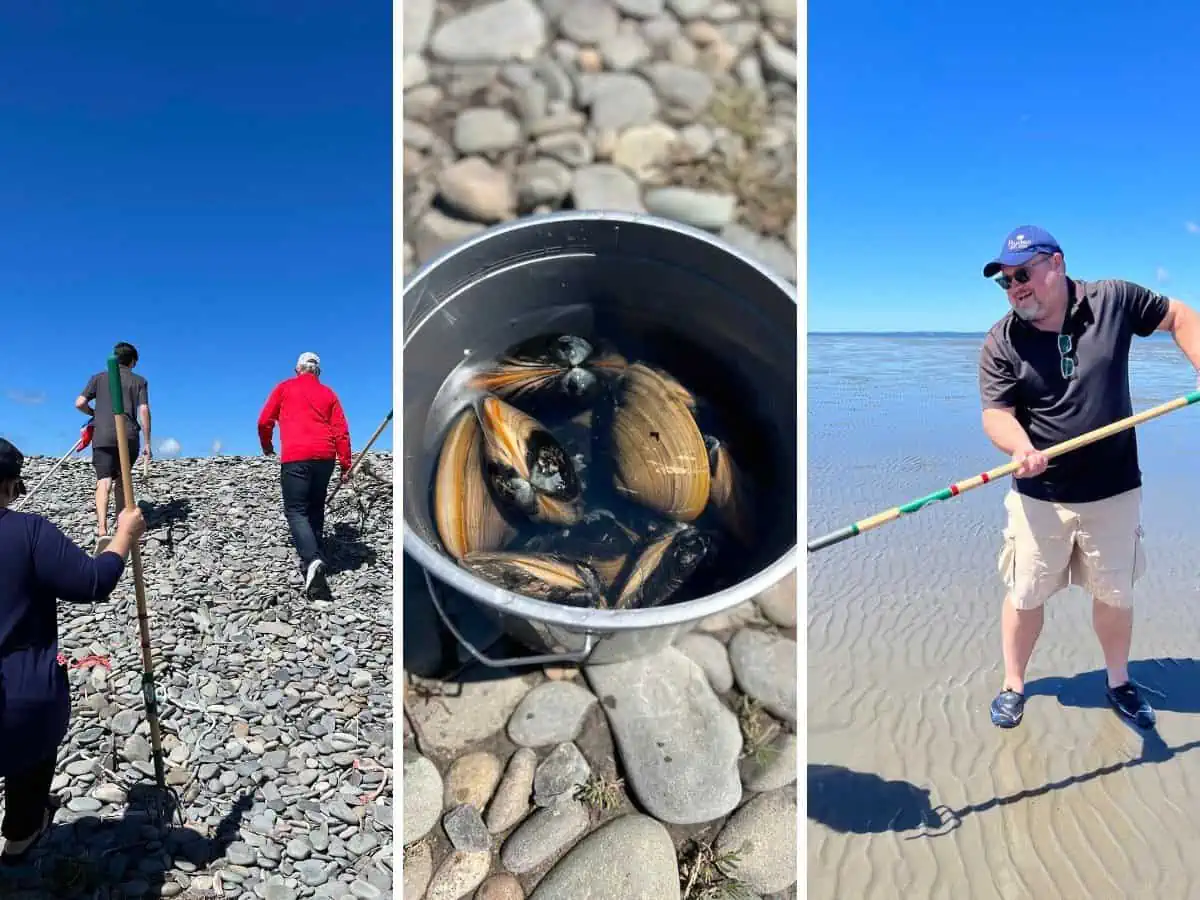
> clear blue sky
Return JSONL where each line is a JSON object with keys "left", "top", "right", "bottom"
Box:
{"left": 0, "top": 2, "right": 390, "bottom": 458}
{"left": 809, "top": 2, "right": 1200, "bottom": 333}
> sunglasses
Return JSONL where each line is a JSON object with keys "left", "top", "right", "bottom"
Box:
{"left": 993, "top": 254, "right": 1052, "bottom": 291}
{"left": 1058, "top": 333, "right": 1076, "bottom": 379}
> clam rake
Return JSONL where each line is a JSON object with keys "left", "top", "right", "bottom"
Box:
{"left": 807, "top": 389, "right": 1200, "bottom": 553}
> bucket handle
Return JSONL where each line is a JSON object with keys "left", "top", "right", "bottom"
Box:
{"left": 423, "top": 570, "right": 596, "bottom": 668}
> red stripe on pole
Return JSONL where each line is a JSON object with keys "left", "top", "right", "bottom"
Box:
{"left": 980, "top": 472, "right": 990, "bottom": 483}
{"left": 949, "top": 484, "right": 959, "bottom": 496}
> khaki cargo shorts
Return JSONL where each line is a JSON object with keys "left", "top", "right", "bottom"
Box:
{"left": 997, "top": 486, "right": 1146, "bottom": 610}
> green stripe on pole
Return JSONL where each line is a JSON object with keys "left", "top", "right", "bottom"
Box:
{"left": 1186, "top": 390, "right": 1200, "bottom": 405}
{"left": 106, "top": 356, "right": 125, "bottom": 415}
{"left": 898, "top": 486, "right": 953, "bottom": 515}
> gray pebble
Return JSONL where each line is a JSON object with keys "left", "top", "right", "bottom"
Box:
{"left": 507, "top": 680, "right": 598, "bottom": 747}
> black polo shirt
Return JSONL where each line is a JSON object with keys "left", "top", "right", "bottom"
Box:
{"left": 978, "top": 278, "right": 1170, "bottom": 503}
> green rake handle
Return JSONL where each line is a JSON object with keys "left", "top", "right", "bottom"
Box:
{"left": 107, "top": 355, "right": 167, "bottom": 790}
{"left": 808, "top": 389, "right": 1200, "bottom": 553}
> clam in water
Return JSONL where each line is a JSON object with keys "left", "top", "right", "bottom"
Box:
{"left": 430, "top": 332, "right": 756, "bottom": 611}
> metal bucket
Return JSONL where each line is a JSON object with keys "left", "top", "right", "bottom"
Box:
{"left": 402, "top": 210, "right": 797, "bottom": 667}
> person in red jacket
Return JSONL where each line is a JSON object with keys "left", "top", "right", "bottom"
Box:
{"left": 257, "top": 352, "right": 352, "bottom": 600}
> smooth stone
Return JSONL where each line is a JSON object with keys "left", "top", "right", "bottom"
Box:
{"left": 585, "top": 647, "right": 742, "bottom": 825}
{"left": 408, "top": 673, "right": 536, "bottom": 755}
{"left": 719, "top": 223, "right": 797, "bottom": 283}
{"left": 402, "top": 0, "right": 435, "bottom": 53}
{"left": 572, "top": 164, "right": 644, "bottom": 213}
{"left": 499, "top": 799, "right": 590, "bottom": 874}
{"left": 412, "top": 209, "right": 487, "bottom": 264}
{"left": 667, "top": 0, "right": 713, "bottom": 18}
{"left": 558, "top": 0, "right": 620, "bottom": 44}
{"left": 758, "top": 31, "right": 797, "bottom": 84}
{"left": 453, "top": 108, "right": 523, "bottom": 155}
{"left": 475, "top": 872, "right": 525, "bottom": 900}
{"left": 443, "top": 803, "right": 491, "bottom": 853}
{"left": 644, "top": 62, "right": 715, "bottom": 124}
{"left": 529, "top": 813, "right": 680, "bottom": 899}
{"left": 675, "top": 632, "right": 734, "bottom": 693}
{"left": 532, "top": 742, "right": 591, "bottom": 807}
{"left": 485, "top": 748, "right": 537, "bottom": 834}
{"left": 426, "top": 850, "right": 491, "bottom": 900}
{"left": 615, "top": 0, "right": 665, "bottom": 16}
{"left": 403, "top": 750, "right": 443, "bottom": 846}
{"left": 739, "top": 732, "right": 798, "bottom": 793}
{"left": 404, "top": 54, "right": 429, "bottom": 90}
{"left": 643, "top": 186, "right": 737, "bottom": 230}
{"left": 599, "top": 30, "right": 652, "bottom": 71}
{"left": 714, "top": 787, "right": 798, "bottom": 894}
{"left": 515, "top": 158, "right": 574, "bottom": 208}
{"left": 443, "top": 751, "right": 503, "bottom": 812}
{"left": 437, "top": 157, "right": 516, "bottom": 223}
{"left": 507, "top": 681, "right": 597, "bottom": 748}
{"left": 429, "top": 0, "right": 548, "bottom": 63}
{"left": 583, "top": 73, "right": 658, "bottom": 131}
{"left": 728, "top": 629, "right": 797, "bottom": 724}
{"left": 755, "top": 569, "right": 796, "bottom": 628}
{"left": 533, "top": 131, "right": 593, "bottom": 168}
{"left": 403, "top": 840, "right": 433, "bottom": 899}
{"left": 611, "top": 122, "right": 678, "bottom": 179}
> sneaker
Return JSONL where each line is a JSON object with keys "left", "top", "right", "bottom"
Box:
{"left": 304, "top": 559, "right": 331, "bottom": 600}
{"left": 990, "top": 689, "right": 1026, "bottom": 728}
{"left": 1107, "top": 681, "right": 1156, "bottom": 729}
{"left": 1, "top": 807, "right": 50, "bottom": 863}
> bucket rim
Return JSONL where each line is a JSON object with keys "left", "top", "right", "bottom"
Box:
{"left": 401, "top": 209, "right": 798, "bottom": 632}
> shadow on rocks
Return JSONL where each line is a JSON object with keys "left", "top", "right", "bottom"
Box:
{"left": 138, "top": 497, "right": 192, "bottom": 530}
{"left": 807, "top": 764, "right": 942, "bottom": 835}
{"left": 325, "top": 522, "right": 379, "bottom": 575}
{"left": 0, "top": 785, "right": 252, "bottom": 899}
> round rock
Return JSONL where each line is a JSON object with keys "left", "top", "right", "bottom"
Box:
{"left": 530, "top": 813, "right": 681, "bottom": 899}
{"left": 714, "top": 787, "right": 798, "bottom": 894}
{"left": 507, "top": 680, "right": 598, "bottom": 747}
{"left": 728, "top": 629, "right": 797, "bottom": 723}
{"left": 675, "top": 632, "right": 734, "bottom": 693}
{"left": 403, "top": 750, "right": 443, "bottom": 846}
{"left": 443, "top": 751, "right": 503, "bottom": 812}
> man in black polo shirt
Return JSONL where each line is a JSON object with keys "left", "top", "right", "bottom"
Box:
{"left": 978, "top": 226, "right": 1200, "bottom": 730}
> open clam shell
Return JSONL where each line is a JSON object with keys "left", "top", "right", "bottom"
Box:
{"left": 461, "top": 551, "right": 606, "bottom": 608}
{"left": 607, "top": 363, "right": 711, "bottom": 522}
{"left": 433, "top": 408, "right": 516, "bottom": 561}
{"left": 468, "top": 334, "right": 626, "bottom": 406}
{"left": 476, "top": 394, "right": 583, "bottom": 526}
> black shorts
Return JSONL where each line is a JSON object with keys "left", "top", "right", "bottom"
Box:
{"left": 92, "top": 441, "right": 139, "bottom": 480}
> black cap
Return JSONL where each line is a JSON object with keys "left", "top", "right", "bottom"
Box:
{"left": 0, "top": 438, "right": 24, "bottom": 480}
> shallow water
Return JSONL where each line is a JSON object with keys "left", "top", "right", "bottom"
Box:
{"left": 808, "top": 332, "right": 1200, "bottom": 900}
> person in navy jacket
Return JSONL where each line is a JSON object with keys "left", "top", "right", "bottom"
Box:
{"left": 0, "top": 438, "right": 144, "bottom": 861}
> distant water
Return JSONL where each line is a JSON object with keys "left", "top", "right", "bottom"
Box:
{"left": 807, "top": 332, "right": 1200, "bottom": 900}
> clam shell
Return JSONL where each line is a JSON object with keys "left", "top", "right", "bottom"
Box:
{"left": 609, "top": 363, "right": 710, "bottom": 522}
{"left": 461, "top": 551, "right": 605, "bottom": 607}
{"left": 477, "top": 394, "right": 582, "bottom": 526}
{"left": 611, "top": 523, "right": 710, "bottom": 610}
{"left": 433, "top": 408, "right": 515, "bottom": 561}
{"left": 706, "top": 436, "right": 753, "bottom": 546}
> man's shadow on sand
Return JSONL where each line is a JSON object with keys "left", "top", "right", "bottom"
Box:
{"left": 809, "top": 658, "right": 1200, "bottom": 838}
{"left": 0, "top": 785, "right": 251, "bottom": 898}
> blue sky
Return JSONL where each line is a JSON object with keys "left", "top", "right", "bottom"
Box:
{"left": 809, "top": 2, "right": 1200, "bottom": 333}
{"left": 0, "top": 2, "right": 391, "bottom": 458}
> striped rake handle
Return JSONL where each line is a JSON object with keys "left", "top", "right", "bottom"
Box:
{"left": 807, "top": 389, "right": 1200, "bottom": 553}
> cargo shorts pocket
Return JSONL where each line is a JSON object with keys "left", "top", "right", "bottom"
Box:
{"left": 998, "top": 532, "right": 1017, "bottom": 589}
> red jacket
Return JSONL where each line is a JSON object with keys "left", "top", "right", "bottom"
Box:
{"left": 257, "top": 373, "right": 352, "bottom": 470}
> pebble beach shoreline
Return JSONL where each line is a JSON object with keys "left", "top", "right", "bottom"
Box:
{"left": 401, "top": 0, "right": 799, "bottom": 896}
{"left": 2, "top": 453, "right": 394, "bottom": 900}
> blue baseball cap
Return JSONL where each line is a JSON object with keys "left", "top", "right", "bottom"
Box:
{"left": 982, "top": 226, "right": 1063, "bottom": 278}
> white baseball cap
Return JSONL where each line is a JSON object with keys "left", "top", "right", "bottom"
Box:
{"left": 296, "top": 352, "right": 321, "bottom": 368}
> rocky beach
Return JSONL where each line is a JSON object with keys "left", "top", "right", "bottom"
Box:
{"left": 401, "top": 0, "right": 798, "bottom": 284}
{"left": 1, "top": 453, "right": 394, "bottom": 900}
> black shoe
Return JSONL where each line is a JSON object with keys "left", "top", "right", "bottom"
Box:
{"left": 1107, "top": 681, "right": 1156, "bottom": 729}
{"left": 304, "top": 559, "right": 331, "bottom": 601}
{"left": 990, "top": 689, "right": 1025, "bottom": 728}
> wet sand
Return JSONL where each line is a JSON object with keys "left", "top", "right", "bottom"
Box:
{"left": 808, "top": 333, "right": 1200, "bottom": 899}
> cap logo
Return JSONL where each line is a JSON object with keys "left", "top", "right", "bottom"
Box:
{"left": 1007, "top": 234, "right": 1031, "bottom": 251}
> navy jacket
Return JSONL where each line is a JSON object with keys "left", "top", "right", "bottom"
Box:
{"left": 0, "top": 509, "right": 124, "bottom": 776}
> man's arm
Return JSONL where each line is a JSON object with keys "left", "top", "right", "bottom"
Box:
{"left": 76, "top": 373, "right": 97, "bottom": 416}
{"left": 1154, "top": 298, "right": 1200, "bottom": 375}
{"left": 257, "top": 383, "right": 283, "bottom": 453}
{"left": 979, "top": 334, "right": 1039, "bottom": 462}
{"left": 137, "top": 379, "right": 151, "bottom": 456}
{"left": 329, "top": 396, "right": 353, "bottom": 474}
